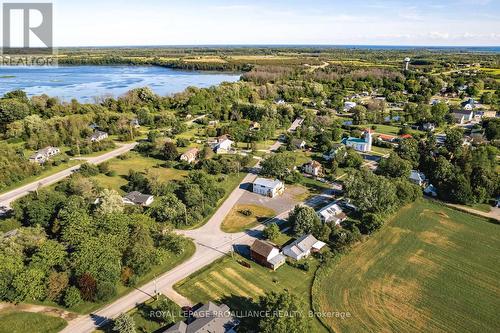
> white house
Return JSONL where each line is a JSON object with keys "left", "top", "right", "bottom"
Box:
{"left": 130, "top": 119, "right": 140, "bottom": 128}
{"left": 122, "top": 191, "right": 154, "bottom": 207}
{"left": 422, "top": 123, "right": 436, "bottom": 132}
{"left": 212, "top": 135, "right": 233, "bottom": 154}
{"left": 180, "top": 148, "right": 199, "bottom": 164}
{"left": 343, "top": 101, "right": 357, "bottom": 112}
{"left": 29, "top": 146, "right": 61, "bottom": 164}
{"left": 252, "top": 178, "right": 285, "bottom": 198}
{"left": 317, "top": 201, "right": 347, "bottom": 226}
{"left": 283, "top": 234, "right": 325, "bottom": 261}
{"left": 303, "top": 160, "right": 322, "bottom": 176}
{"left": 291, "top": 139, "right": 306, "bottom": 150}
{"left": 341, "top": 129, "right": 372, "bottom": 152}
{"left": 89, "top": 131, "right": 108, "bottom": 142}
{"left": 409, "top": 170, "right": 426, "bottom": 186}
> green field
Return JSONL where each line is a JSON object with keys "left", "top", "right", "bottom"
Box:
{"left": 313, "top": 200, "right": 500, "bottom": 333}
{"left": 174, "top": 255, "right": 328, "bottom": 332}
{"left": 221, "top": 204, "right": 276, "bottom": 233}
{"left": 91, "top": 152, "right": 188, "bottom": 193}
{"left": 0, "top": 311, "right": 67, "bottom": 333}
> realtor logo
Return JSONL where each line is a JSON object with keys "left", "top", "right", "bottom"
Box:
{"left": 2, "top": 2, "right": 53, "bottom": 55}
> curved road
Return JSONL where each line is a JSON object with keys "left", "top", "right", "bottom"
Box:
{"left": 0, "top": 143, "right": 137, "bottom": 209}
{"left": 60, "top": 120, "right": 305, "bottom": 333}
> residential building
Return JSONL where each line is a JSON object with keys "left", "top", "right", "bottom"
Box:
{"left": 29, "top": 146, "right": 61, "bottom": 164}
{"left": 341, "top": 129, "right": 372, "bottom": 152}
{"left": 291, "top": 138, "right": 306, "bottom": 150}
{"left": 317, "top": 201, "right": 347, "bottom": 226}
{"left": 288, "top": 118, "right": 304, "bottom": 132}
{"left": 122, "top": 191, "right": 154, "bottom": 207}
{"left": 212, "top": 135, "right": 233, "bottom": 154}
{"left": 252, "top": 178, "right": 285, "bottom": 198}
{"left": 424, "top": 184, "right": 438, "bottom": 197}
{"left": 249, "top": 121, "right": 260, "bottom": 131}
{"left": 474, "top": 110, "right": 497, "bottom": 119}
{"left": 89, "top": 130, "right": 108, "bottom": 142}
{"left": 303, "top": 160, "right": 322, "bottom": 176}
{"left": 250, "top": 239, "right": 286, "bottom": 270}
{"left": 422, "top": 122, "right": 436, "bottom": 132}
{"left": 130, "top": 119, "right": 140, "bottom": 128}
{"left": 377, "top": 134, "right": 397, "bottom": 143}
{"left": 163, "top": 302, "right": 238, "bottom": 333}
{"left": 322, "top": 144, "right": 345, "bottom": 161}
{"left": 409, "top": 170, "right": 426, "bottom": 186}
{"left": 180, "top": 148, "right": 199, "bottom": 164}
{"left": 282, "top": 234, "right": 325, "bottom": 261}
{"left": 343, "top": 101, "right": 356, "bottom": 111}
{"left": 452, "top": 110, "right": 473, "bottom": 124}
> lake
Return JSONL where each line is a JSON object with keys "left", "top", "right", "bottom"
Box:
{"left": 0, "top": 65, "right": 241, "bottom": 102}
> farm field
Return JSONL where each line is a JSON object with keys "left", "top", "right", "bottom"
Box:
{"left": 0, "top": 311, "right": 67, "bottom": 333}
{"left": 174, "top": 255, "right": 328, "bottom": 333}
{"left": 221, "top": 204, "right": 276, "bottom": 233}
{"left": 314, "top": 200, "right": 500, "bottom": 333}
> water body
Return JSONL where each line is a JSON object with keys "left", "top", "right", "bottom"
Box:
{"left": 0, "top": 65, "right": 241, "bottom": 102}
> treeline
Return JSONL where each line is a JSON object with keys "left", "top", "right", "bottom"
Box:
{"left": 1, "top": 174, "right": 189, "bottom": 308}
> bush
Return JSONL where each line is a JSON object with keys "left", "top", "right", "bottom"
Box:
{"left": 98, "top": 162, "right": 110, "bottom": 174}
{"left": 79, "top": 163, "right": 99, "bottom": 177}
{"left": 239, "top": 209, "right": 252, "bottom": 216}
{"left": 96, "top": 281, "right": 117, "bottom": 302}
{"left": 63, "top": 286, "right": 82, "bottom": 308}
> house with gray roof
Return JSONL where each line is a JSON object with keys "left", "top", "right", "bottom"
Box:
{"left": 163, "top": 302, "right": 238, "bottom": 333}
{"left": 122, "top": 191, "right": 154, "bottom": 207}
{"left": 282, "top": 234, "right": 325, "bottom": 261}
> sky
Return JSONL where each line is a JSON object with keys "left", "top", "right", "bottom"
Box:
{"left": 3, "top": 0, "right": 500, "bottom": 46}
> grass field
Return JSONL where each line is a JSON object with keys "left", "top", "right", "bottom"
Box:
{"left": 221, "top": 204, "right": 276, "bottom": 233}
{"left": 313, "top": 200, "right": 500, "bottom": 333}
{"left": 174, "top": 255, "right": 328, "bottom": 332}
{"left": 91, "top": 152, "right": 188, "bottom": 193}
{"left": 0, "top": 311, "right": 67, "bottom": 333}
{"left": 95, "top": 295, "right": 183, "bottom": 333}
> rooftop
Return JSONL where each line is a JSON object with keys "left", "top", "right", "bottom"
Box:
{"left": 253, "top": 177, "right": 283, "bottom": 189}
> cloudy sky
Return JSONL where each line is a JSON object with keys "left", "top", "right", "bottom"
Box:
{"left": 6, "top": 0, "right": 500, "bottom": 46}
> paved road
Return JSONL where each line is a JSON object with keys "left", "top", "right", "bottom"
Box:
{"left": 60, "top": 119, "right": 307, "bottom": 333}
{"left": 445, "top": 203, "right": 500, "bottom": 221}
{"left": 0, "top": 143, "right": 137, "bottom": 209}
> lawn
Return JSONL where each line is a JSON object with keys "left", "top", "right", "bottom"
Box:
{"left": 313, "top": 200, "right": 500, "bottom": 333}
{"left": 0, "top": 311, "right": 67, "bottom": 333}
{"left": 221, "top": 204, "right": 276, "bottom": 233}
{"left": 174, "top": 255, "right": 328, "bottom": 333}
{"left": 91, "top": 152, "right": 188, "bottom": 193}
{"left": 95, "top": 295, "right": 183, "bottom": 333}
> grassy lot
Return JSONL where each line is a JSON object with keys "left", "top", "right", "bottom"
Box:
{"left": 221, "top": 204, "right": 276, "bottom": 233}
{"left": 0, "top": 311, "right": 67, "bottom": 333}
{"left": 91, "top": 152, "right": 188, "bottom": 193}
{"left": 314, "top": 200, "right": 500, "bottom": 333}
{"left": 174, "top": 255, "right": 328, "bottom": 333}
{"left": 95, "top": 295, "right": 183, "bottom": 333}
